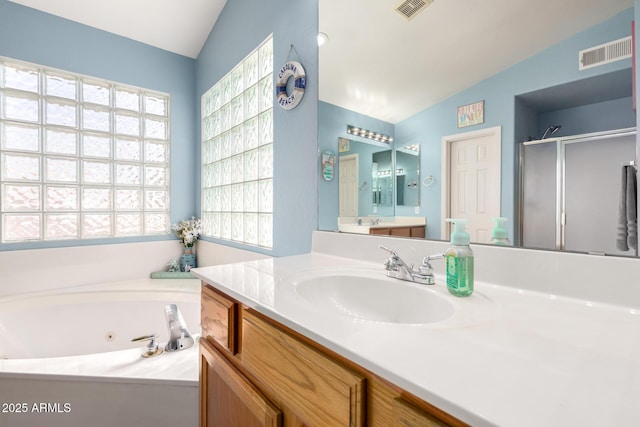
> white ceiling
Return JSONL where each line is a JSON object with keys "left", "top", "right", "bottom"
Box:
{"left": 319, "top": 0, "right": 634, "bottom": 123}
{"left": 8, "top": 0, "right": 634, "bottom": 124}
{"left": 7, "top": 0, "right": 227, "bottom": 59}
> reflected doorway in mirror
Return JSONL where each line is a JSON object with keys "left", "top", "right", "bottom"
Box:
{"left": 441, "top": 126, "right": 502, "bottom": 243}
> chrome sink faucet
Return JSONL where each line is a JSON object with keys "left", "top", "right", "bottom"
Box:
{"left": 379, "top": 245, "right": 444, "bottom": 285}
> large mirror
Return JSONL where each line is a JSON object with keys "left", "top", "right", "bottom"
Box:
{"left": 317, "top": 0, "right": 638, "bottom": 258}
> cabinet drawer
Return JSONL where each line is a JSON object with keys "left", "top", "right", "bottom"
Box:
{"left": 240, "top": 310, "right": 366, "bottom": 427}
{"left": 201, "top": 284, "right": 238, "bottom": 354}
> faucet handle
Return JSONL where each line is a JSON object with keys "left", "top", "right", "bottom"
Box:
{"left": 419, "top": 253, "right": 445, "bottom": 271}
{"left": 414, "top": 253, "right": 445, "bottom": 285}
{"left": 379, "top": 245, "right": 398, "bottom": 257}
{"left": 380, "top": 245, "right": 400, "bottom": 271}
{"left": 131, "top": 333, "right": 159, "bottom": 342}
{"left": 131, "top": 333, "right": 163, "bottom": 358}
{"left": 423, "top": 253, "right": 445, "bottom": 264}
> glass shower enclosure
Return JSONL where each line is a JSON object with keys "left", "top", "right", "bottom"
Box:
{"left": 519, "top": 128, "right": 637, "bottom": 256}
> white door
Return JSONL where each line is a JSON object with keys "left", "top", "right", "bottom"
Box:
{"left": 441, "top": 126, "right": 501, "bottom": 243}
{"left": 339, "top": 154, "right": 358, "bottom": 217}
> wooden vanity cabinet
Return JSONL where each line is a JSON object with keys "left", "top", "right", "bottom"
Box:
{"left": 369, "top": 225, "right": 425, "bottom": 238}
{"left": 200, "top": 283, "right": 466, "bottom": 427}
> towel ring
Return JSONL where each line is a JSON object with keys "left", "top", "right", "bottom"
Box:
{"left": 422, "top": 175, "right": 435, "bottom": 187}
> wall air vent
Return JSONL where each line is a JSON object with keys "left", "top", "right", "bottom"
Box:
{"left": 394, "top": 0, "right": 434, "bottom": 21}
{"left": 579, "top": 36, "right": 632, "bottom": 70}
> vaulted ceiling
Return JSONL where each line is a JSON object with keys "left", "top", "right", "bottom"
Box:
{"left": 8, "top": 0, "right": 227, "bottom": 59}
{"left": 8, "top": 0, "right": 635, "bottom": 123}
{"left": 319, "top": 0, "right": 634, "bottom": 122}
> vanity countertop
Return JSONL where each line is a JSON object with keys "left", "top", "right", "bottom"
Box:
{"left": 338, "top": 216, "right": 426, "bottom": 234}
{"left": 192, "top": 252, "right": 640, "bottom": 427}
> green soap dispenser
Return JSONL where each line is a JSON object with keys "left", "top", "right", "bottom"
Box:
{"left": 490, "top": 217, "right": 511, "bottom": 246}
{"left": 445, "top": 218, "right": 474, "bottom": 297}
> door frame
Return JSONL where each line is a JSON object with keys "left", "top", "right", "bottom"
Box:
{"left": 440, "top": 126, "right": 502, "bottom": 240}
{"left": 338, "top": 153, "right": 358, "bottom": 217}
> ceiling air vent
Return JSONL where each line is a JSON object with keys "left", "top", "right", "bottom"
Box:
{"left": 395, "top": 0, "right": 434, "bottom": 21}
{"left": 579, "top": 36, "right": 632, "bottom": 70}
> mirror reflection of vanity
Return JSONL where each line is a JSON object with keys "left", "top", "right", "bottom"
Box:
{"left": 336, "top": 137, "right": 425, "bottom": 237}
{"left": 318, "top": 0, "right": 638, "bottom": 258}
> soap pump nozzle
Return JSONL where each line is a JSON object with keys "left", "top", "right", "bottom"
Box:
{"left": 446, "top": 218, "right": 470, "bottom": 246}
{"left": 490, "top": 217, "right": 511, "bottom": 245}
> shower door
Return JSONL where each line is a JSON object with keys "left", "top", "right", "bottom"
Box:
{"left": 520, "top": 140, "right": 559, "bottom": 250}
{"left": 563, "top": 132, "right": 636, "bottom": 255}
{"left": 520, "top": 129, "right": 636, "bottom": 256}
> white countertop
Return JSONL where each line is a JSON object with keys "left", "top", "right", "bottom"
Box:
{"left": 338, "top": 216, "right": 426, "bottom": 234}
{"left": 192, "top": 252, "right": 640, "bottom": 427}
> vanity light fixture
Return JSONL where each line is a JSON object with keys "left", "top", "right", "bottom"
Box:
{"left": 347, "top": 125, "right": 393, "bottom": 143}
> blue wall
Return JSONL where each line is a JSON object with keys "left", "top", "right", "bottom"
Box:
{"left": 195, "top": 0, "right": 318, "bottom": 257}
{"left": 539, "top": 97, "right": 635, "bottom": 137}
{"left": 319, "top": 8, "right": 635, "bottom": 241}
{"left": 0, "top": 0, "right": 196, "bottom": 250}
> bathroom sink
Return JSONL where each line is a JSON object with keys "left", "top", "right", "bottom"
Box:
{"left": 294, "top": 272, "right": 455, "bottom": 324}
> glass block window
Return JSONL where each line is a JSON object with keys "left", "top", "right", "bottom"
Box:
{"left": 201, "top": 36, "right": 273, "bottom": 248}
{"left": 0, "top": 58, "right": 170, "bottom": 243}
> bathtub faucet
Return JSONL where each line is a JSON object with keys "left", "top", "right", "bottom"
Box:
{"left": 164, "top": 304, "right": 194, "bottom": 352}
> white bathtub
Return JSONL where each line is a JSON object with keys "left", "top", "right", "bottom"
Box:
{"left": 0, "top": 279, "right": 201, "bottom": 427}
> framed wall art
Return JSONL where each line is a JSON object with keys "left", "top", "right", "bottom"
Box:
{"left": 457, "top": 101, "right": 484, "bottom": 128}
{"left": 338, "top": 137, "right": 350, "bottom": 153}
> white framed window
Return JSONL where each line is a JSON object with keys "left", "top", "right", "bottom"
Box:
{"left": 0, "top": 58, "right": 170, "bottom": 243}
{"left": 201, "top": 36, "right": 273, "bottom": 248}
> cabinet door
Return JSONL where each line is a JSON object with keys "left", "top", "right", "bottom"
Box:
{"left": 410, "top": 226, "right": 425, "bottom": 238}
{"left": 389, "top": 227, "right": 411, "bottom": 237}
{"left": 200, "top": 338, "right": 282, "bottom": 427}
{"left": 241, "top": 310, "right": 366, "bottom": 426}
{"left": 370, "top": 227, "right": 391, "bottom": 235}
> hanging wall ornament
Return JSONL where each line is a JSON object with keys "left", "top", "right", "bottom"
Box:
{"left": 276, "top": 45, "right": 306, "bottom": 110}
{"left": 321, "top": 150, "right": 336, "bottom": 181}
